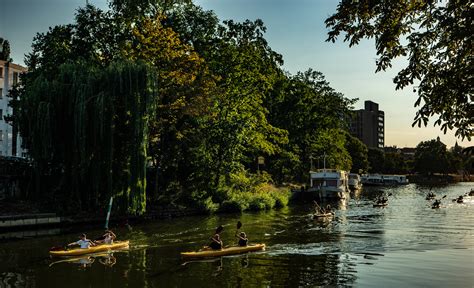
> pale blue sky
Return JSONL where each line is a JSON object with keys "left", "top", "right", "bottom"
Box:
{"left": 1, "top": 0, "right": 470, "bottom": 148}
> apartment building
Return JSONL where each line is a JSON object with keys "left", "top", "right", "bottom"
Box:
{"left": 350, "top": 100, "right": 385, "bottom": 149}
{"left": 0, "top": 60, "right": 27, "bottom": 157}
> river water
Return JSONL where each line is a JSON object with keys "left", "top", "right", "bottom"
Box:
{"left": 0, "top": 182, "right": 473, "bottom": 287}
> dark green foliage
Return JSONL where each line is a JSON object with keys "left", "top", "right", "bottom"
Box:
{"left": 219, "top": 199, "right": 246, "bottom": 213}
{"left": 0, "top": 37, "right": 12, "bottom": 61}
{"left": 215, "top": 171, "right": 289, "bottom": 213}
{"left": 15, "top": 1, "right": 359, "bottom": 214}
{"left": 345, "top": 133, "right": 369, "bottom": 173}
{"left": 384, "top": 153, "right": 408, "bottom": 174}
{"left": 326, "top": 0, "right": 473, "bottom": 140}
{"left": 368, "top": 148, "right": 385, "bottom": 173}
{"left": 16, "top": 61, "right": 155, "bottom": 215}
{"left": 267, "top": 70, "right": 356, "bottom": 183}
{"left": 414, "top": 138, "right": 449, "bottom": 175}
{"left": 364, "top": 142, "right": 468, "bottom": 175}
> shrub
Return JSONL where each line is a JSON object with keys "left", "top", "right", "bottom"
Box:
{"left": 272, "top": 189, "right": 290, "bottom": 208}
{"left": 194, "top": 196, "right": 218, "bottom": 214}
{"left": 219, "top": 199, "right": 244, "bottom": 213}
{"left": 248, "top": 194, "right": 275, "bottom": 211}
{"left": 215, "top": 169, "right": 291, "bottom": 212}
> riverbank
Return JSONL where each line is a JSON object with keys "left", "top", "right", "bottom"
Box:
{"left": 408, "top": 173, "right": 473, "bottom": 184}
{"left": 0, "top": 185, "right": 291, "bottom": 232}
{"left": 0, "top": 202, "right": 203, "bottom": 232}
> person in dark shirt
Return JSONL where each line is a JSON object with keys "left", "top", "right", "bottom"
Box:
{"left": 209, "top": 232, "right": 223, "bottom": 250}
{"left": 236, "top": 232, "right": 248, "bottom": 247}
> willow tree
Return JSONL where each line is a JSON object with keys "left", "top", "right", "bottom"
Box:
{"left": 16, "top": 2, "right": 217, "bottom": 212}
{"left": 15, "top": 61, "right": 157, "bottom": 214}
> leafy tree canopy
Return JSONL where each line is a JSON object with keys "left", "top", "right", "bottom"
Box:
{"left": 0, "top": 37, "right": 12, "bottom": 61}
{"left": 326, "top": 0, "right": 473, "bottom": 140}
{"left": 367, "top": 147, "right": 385, "bottom": 173}
{"left": 267, "top": 69, "right": 356, "bottom": 182}
{"left": 414, "top": 137, "right": 448, "bottom": 174}
{"left": 345, "top": 132, "right": 369, "bottom": 173}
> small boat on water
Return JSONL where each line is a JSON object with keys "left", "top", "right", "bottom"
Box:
{"left": 49, "top": 241, "right": 129, "bottom": 257}
{"left": 313, "top": 212, "right": 334, "bottom": 219}
{"left": 373, "top": 193, "right": 390, "bottom": 207}
{"left": 308, "top": 169, "right": 349, "bottom": 200}
{"left": 180, "top": 244, "right": 265, "bottom": 259}
{"left": 373, "top": 203, "right": 388, "bottom": 207}
{"left": 431, "top": 195, "right": 446, "bottom": 209}
{"left": 431, "top": 200, "right": 442, "bottom": 209}
{"left": 361, "top": 174, "right": 409, "bottom": 186}
{"left": 348, "top": 173, "right": 362, "bottom": 191}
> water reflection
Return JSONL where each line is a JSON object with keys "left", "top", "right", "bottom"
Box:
{"left": 49, "top": 253, "right": 117, "bottom": 269}
{"left": 0, "top": 183, "right": 473, "bottom": 287}
{"left": 98, "top": 254, "right": 117, "bottom": 267}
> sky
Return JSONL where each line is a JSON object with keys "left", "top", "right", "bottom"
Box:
{"left": 1, "top": 0, "right": 471, "bottom": 148}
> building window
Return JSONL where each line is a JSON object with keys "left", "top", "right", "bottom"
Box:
{"left": 0, "top": 130, "right": 3, "bottom": 141}
{"left": 0, "top": 67, "right": 3, "bottom": 78}
{"left": 0, "top": 88, "right": 2, "bottom": 99}
{"left": 0, "top": 109, "right": 2, "bottom": 120}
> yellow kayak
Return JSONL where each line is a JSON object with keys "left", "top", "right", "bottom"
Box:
{"left": 181, "top": 244, "right": 265, "bottom": 259}
{"left": 49, "top": 241, "right": 129, "bottom": 257}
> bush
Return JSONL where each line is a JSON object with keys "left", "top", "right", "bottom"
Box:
{"left": 248, "top": 194, "right": 275, "bottom": 211}
{"left": 272, "top": 189, "right": 290, "bottom": 208}
{"left": 194, "top": 196, "right": 218, "bottom": 214}
{"left": 219, "top": 199, "right": 244, "bottom": 213}
{"left": 213, "top": 169, "right": 290, "bottom": 212}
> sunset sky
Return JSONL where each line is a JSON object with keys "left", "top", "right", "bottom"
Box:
{"left": 1, "top": 0, "right": 471, "bottom": 148}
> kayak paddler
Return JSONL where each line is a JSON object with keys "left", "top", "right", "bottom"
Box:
{"left": 209, "top": 225, "right": 224, "bottom": 250}
{"left": 236, "top": 232, "right": 248, "bottom": 247}
{"left": 68, "top": 233, "right": 96, "bottom": 249}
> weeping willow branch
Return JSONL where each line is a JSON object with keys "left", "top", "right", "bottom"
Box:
{"left": 17, "top": 60, "right": 158, "bottom": 215}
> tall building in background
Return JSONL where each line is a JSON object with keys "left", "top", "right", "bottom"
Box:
{"left": 350, "top": 100, "right": 384, "bottom": 148}
{"left": 0, "top": 60, "right": 27, "bottom": 157}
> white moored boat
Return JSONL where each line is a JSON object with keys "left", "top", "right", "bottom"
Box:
{"left": 308, "top": 169, "right": 349, "bottom": 199}
{"left": 348, "top": 173, "right": 362, "bottom": 191}
{"left": 361, "top": 174, "right": 409, "bottom": 186}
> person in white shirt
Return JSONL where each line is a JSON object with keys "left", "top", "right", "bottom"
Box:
{"left": 103, "top": 230, "right": 116, "bottom": 244}
{"left": 96, "top": 230, "right": 117, "bottom": 245}
{"left": 68, "top": 233, "right": 96, "bottom": 249}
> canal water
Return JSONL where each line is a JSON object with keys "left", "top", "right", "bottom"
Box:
{"left": 0, "top": 183, "right": 473, "bottom": 287}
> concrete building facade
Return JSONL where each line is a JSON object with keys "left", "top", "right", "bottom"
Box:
{"left": 0, "top": 60, "right": 27, "bottom": 157}
{"left": 350, "top": 100, "right": 384, "bottom": 148}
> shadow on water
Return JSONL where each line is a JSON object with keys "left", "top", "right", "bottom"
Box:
{"left": 0, "top": 183, "right": 473, "bottom": 287}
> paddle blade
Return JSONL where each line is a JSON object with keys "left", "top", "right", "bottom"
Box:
{"left": 237, "top": 221, "right": 242, "bottom": 230}
{"left": 215, "top": 225, "right": 224, "bottom": 234}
